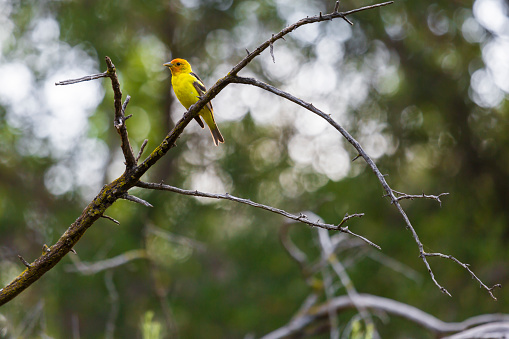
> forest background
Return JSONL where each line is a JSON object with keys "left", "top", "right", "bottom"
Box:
{"left": 0, "top": 0, "right": 508, "bottom": 338}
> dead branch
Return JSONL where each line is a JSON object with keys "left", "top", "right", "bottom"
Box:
{"left": 261, "top": 294, "right": 509, "bottom": 339}
{"left": 227, "top": 75, "right": 498, "bottom": 299}
{"left": 66, "top": 249, "right": 148, "bottom": 275}
{"left": 136, "top": 181, "right": 378, "bottom": 248}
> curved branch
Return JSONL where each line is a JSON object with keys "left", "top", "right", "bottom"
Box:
{"left": 261, "top": 293, "right": 509, "bottom": 339}
{"left": 228, "top": 75, "right": 498, "bottom": 299}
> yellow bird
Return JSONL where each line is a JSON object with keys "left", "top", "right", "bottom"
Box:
{"left": 163, "top": 58, "right": 224, "bottom": 146}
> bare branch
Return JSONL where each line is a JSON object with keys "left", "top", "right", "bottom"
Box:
{"left": 137, "top": 181, "right": 380, "bottom": 249}
{"left": 261, "top": 293, "right": 509, "bottom": 339}
{"left": 443, "top": 323, "right": 509, "bottom": 339}
{"left": 334, "top": 1, "right": 340, "bottom": 13}
{"left": 104, "top": 57, "right": 137, "bottom": 169}
{"left": 136, "top": 139, "right": 149, "bottom": 163}
{"left": 279, "top": 224, "right": 309, "bottom": 270}
{"left": 120, "top": 95, "right": 130, "bottom": 117}
{"left": 338, "top": 213, "right": 364, "bottom": 227}
{"left": 101, "top": 215, "right": 120, "bottom": 225}
{"left": 66, "top": 249, "right": 148, "bottom": 275}
{"left": 18, "top": 255, "right": 30, "bottom": 268}
{"left": 146, "top": 225, "right": 207, "bottom": 253}
{"left": 318, "top": 229, "right": 379, "bottom": 338}
{"left": 228, "top": 1, "right": 393, "bottom": 77}
{"left": 229, "top": 75, "right": 497, "bottom": 298}
{"left": 55, "top": 72, "right": 109, "bottom": 85}
{"left": 392, "top": 190, "right": 449, "bottom": 206}
{"left": 424, "top": 252, "right": 502, "bottom": 300}
{"left": 121, "top": 193, "right": 153, "bottom": 208}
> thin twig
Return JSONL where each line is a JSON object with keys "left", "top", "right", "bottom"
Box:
{"left": 137, "top": 181, "right": 380, "bottom": 249}
{"left": 121, "top": 193, "right": 153, "bottom": 207}
{"left": 334, "top": 1, "right": 340, "bottom": 13}
{"left": 18, "top": 255, "right": 30, "bottom": 268}
{"left": 391, "top": 190, "right": 449, "bottom": 207}
{"left": 352, "top": 154, "right": 362, "bottom": 162}
{"left": 279, "top": 224, "right": 309, "bottom": 270}
{"left": 228, "top": 1, "right": 394, "bottom": 77}
{"left": 136, "top": 139, "right": 149, "bottom": 163}
{"left": 55, "top": 72, "right": 109, "bottom": 85}
{"left": 101, "top": 215, "right": 120, "bottom": 225}
{"left": 338, "top": 213, "right": 364, "bottom": 227}
{"left": 424, "top": 252, "right": 502, "bottom": 300}
{"left": 121, "top": 95, "right": 131, "bottom": 118}
{"left": 340, "top": 15, "right": 354, "bottom": 26}
{"left": 147, "top": 224, "right": 207, "bottom": 253}
{"left": 66, "top": 249, "right": 148, "bottom": 275}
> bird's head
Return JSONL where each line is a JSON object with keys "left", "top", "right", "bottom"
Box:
{"left": 163, "top": 58, "right": 192, "bottom": 76}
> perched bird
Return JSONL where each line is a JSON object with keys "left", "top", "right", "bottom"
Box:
{"left": 163, "top": 58, "right": 224, "bottom": 146}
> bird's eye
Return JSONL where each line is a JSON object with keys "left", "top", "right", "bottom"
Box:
{"left": 176, "top": 62, "right": 181, "bottom": 66}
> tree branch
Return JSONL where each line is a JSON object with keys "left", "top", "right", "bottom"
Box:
{"left": 66, "top": 249, "right": 148, "bottom": 275}
{"left": 318, "top": 229, "right": 379, "bottom": 338}
{"left": 391, "top": 190, "right": 449, "bottom": 206}
{"left": 120, "top": 193, "right": 153, "bottom": 208}
{"left": 105, "top": 58, "right": 137, "bottom": 169}
{"left": 56, "top": 57, "right": 137, "bottom": 168}
{"left": 261, "top": 293, "right": 509, "bottom": 339}
{"left": 54, "top": 72, "right": 109, "bottom": 85}
{"left": 136, "top": 181, "right": 379, "bottom": 249}
{"left": 228, "top": 75, "right": 498, "bottom": 299}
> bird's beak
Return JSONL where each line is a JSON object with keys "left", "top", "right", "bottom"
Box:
{"left": 163, "top": 62, "right": 172, "bottom": 68}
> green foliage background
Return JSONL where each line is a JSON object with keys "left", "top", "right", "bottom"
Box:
{"left": 0, "top": 0, "right": 508, "bottom": 338}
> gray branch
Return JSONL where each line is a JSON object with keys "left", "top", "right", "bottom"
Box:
{"left": 228, "top": 75, "right": 497, "bottom": 299}
{"left": 261, "top": 293, "right": 509, "bottom": 339}
{"left": 136, "top": 181, "right": 379, "bottom": 249}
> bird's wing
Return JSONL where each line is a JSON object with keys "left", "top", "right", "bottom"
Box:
{"left": 190, "top": 72, "right": 213, "bottom": 113}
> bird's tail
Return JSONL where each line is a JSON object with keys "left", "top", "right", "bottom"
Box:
{"left": 201, "top": 108, "right": 224, "bottom": 146}
{"left": 210, "top": 127, "right": 224, "bottom": 146}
